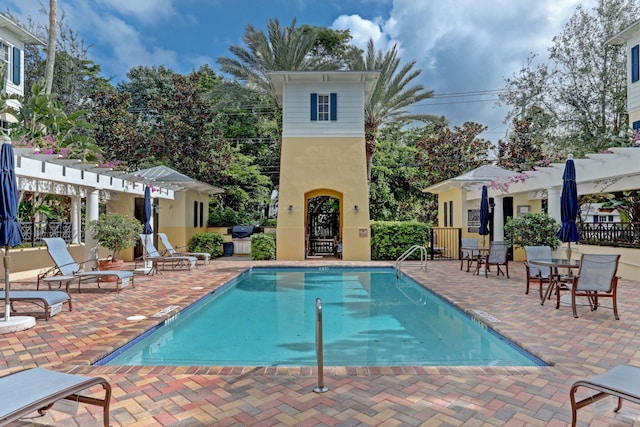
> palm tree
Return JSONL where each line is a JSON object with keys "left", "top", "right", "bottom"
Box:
{"left": 349, "top": 39, "right": 440, "bottom": 182}
{"left": 217, "top": 18, "right": 339, "bottom": 105}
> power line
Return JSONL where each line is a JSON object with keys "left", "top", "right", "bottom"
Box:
{"left": 415, "top": 98, "right": 501, "bottom": 107}
{"left": 430, "top": 89, "right": 507, "bottom": 98}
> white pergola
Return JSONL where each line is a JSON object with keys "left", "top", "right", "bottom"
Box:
{"left": 425, "top": 147, "right": 640, "bottom": 240}
{"left": 13, "top": 147, "right": 223, "bottom": 263}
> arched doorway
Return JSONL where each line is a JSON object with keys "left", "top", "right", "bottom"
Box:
{"left": 305, "top": 190, "right": 342, "bottom": 258}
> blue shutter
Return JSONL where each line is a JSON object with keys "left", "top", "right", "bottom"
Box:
{"left": 330, "top": 93, "right": 337, "bottom": 121}
{"left": 632, "top": 45, "right": 639, "bottom": 83}
{"left": 12, "top": 47, "right": 20, "bottom": 85}
{"left": 633, "top": 120, "right": 640, "bottom": 130}
{"left": 310, "top": 93, "right": 318, "bottom": 121}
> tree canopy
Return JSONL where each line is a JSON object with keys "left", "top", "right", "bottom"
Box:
{"left": 499, "top": 0, "right": 639, "bottom": 158}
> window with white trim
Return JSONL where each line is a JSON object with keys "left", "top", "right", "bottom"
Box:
{"left": 0, "top": 41, "right": 9, "bottom": 85}
{"left": 310, "top": 92, "right": 337, "bottom": 121}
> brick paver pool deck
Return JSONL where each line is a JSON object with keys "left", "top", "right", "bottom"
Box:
{"left": 2, "top": 258, "right": 639, "bottom": 426}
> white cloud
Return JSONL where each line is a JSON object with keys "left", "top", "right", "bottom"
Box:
{"left": 330, "top": 0, "right": 598, "bottom": 138}
{"left": 93, "top": 0, "right": 177, "bottom": 24}
{"left": 62, "top": 2, "right": 178, "bottom": 79}
{"left": 331, "top": 14, "right": 399, "bottom": 54}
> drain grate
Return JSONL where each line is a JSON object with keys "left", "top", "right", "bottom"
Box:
{"left": 471, "top": 310, "right": 501, "bottom": 323}
{"left": 152, "top": 305, "right": 179, "bottom": 318}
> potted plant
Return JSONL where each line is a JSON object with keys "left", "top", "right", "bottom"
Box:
{"left": 89, "top": 212, "right": 143, "bottom": 271}
{"left": 504, "top": 212, "right": 560, "bottom": 249}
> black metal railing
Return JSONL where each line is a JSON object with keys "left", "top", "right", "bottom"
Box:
{"left": 430, "top": 228, "right": 461, "bottom": 260}
{"left": 578, "top": 222, "right": 640, "bottom": 248}
{"left": 18, "top": 221, "right": 76, "bottom": 246}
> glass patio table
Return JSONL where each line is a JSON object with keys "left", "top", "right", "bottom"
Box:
{"left": 528, "top": 258, "right": 580, "bottom": 305}
{"left": 461, "top": 246, "right": 489, "bottom": 273}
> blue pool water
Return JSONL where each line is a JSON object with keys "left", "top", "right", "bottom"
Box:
{"left": 98, "top": 267, "right": 545, "bottom": 367}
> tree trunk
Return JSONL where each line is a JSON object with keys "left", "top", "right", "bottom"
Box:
{"left": 365, "top": 120, "right": 378, "bottom": 184}
{"left": 44, "top": 0, "right": 57, "bottom": 95}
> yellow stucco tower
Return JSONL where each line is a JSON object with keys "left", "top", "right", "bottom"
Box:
{"left": 268, "top": 71, "right": 379, "bottom": 260}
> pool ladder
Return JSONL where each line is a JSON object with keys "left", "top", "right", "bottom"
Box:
{"left": 395, "top": 245, "right": 428, "bottom": 277}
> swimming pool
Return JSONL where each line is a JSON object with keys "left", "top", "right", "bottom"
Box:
{"left": 98, "top": 267, "right": 545, "bottom": 367}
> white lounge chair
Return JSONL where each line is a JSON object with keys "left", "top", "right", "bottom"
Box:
{"left": 0, "top": 290, "right": 71, "bottom": 320}
{"left": 158, "top": 233, "right": 210, "bottom": 265}
{"left": 0, "top": 367, "right": 111, "bottom": 427}
{"left": 137, "top": 234, "right": 197, "bottom": 273}
{"left": 570, "top": 365, "right": 640, "bottom": 426}
{"left": 39, "top": 238, "right": 134, "bottom": 293}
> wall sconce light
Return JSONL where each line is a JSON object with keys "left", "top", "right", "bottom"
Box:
{"left": 354, "top": 205, "right": 359, "bottom": 213}
{"left": 288, "top": 204, "right": 293, "bottom": 212}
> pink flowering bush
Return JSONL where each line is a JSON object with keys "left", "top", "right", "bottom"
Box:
{"left": 490, "top": 173, "right": 529, "bottom": 193}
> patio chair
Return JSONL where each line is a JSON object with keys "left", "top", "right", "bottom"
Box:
{"left": 476, "top": 241, "right": 509, "bottom": 278}
{"left": 524, "top": 245, "right": 552, "bottom": 298}
{"left": 460, "top": 238, "right": 479, "bottom": 271}
{"left": 39, "top": 238, "right": 134, "bottom": 293}
{"left": 137, "top": 234, "right": 197, "bottom": 273}
{"left": 158, "top": 232, "right": 210, "bottom": 265}
{"left": 432, "top": 232, "right": 449, "bottom": 259}
{"left": 556, "top": 253, "right": 621, "bottom": 319}
{"left": 570, "top": 365, "right": 640, "bottom": 426}
{"left": 0, "top": 290, "right": 71, "bottom": 320}
{"left": 0, "top": 367, "right": 111, "bottom": 427}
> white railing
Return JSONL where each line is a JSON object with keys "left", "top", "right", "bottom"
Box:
{"left": 395, "top": 245, "right": 428, "bottom": 276}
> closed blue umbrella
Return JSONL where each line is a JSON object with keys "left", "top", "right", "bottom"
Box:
{"left": 556, "top": 158, "right": 580, "bottom": 260}
{"left": 478, "top": 185, "right": 490, "bottom": 248}
{"left": 0, "top": 138, "right": 24, "bottom": 321}
{"left": 142, "top": 185, "right": 153, "bottom": 235}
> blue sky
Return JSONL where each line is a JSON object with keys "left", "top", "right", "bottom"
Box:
{"left": 7, "top": 0, "right": 594, "bottom": 142}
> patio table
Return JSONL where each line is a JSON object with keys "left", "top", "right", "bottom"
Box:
{"left": 461, "top": 246, "right": 489, "bottom": 272}
{"left": 528, "top": 258, "right": 580, "bottom": 305}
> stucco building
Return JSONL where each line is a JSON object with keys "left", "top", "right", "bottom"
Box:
{"left": 268, "top": 71, "right": 379, "bottom": 261}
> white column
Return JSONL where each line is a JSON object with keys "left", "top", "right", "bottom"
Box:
{"left": 71, "top": 196, "right": 81, "bottom": 244}
{"left": 493, "top": 195, "right": 504, "bottom": 241}
{"left": 84, "top": 189, "right": 100, "bottom": 267}
{"left": 547, "top": 186, "right": 561, "bottom": 224}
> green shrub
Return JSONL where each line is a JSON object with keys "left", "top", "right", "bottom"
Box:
{"left": 504, "top": 213, "right": 560, "bottom": 249}
{"left": 251, "top": 232, "right": 276, "bottom": 260}
{"left": 89, "top": 212, "right": 143, "bottom": 260}
{"left": 261, "top": 217, "right": 277, "bottom": 227}
{"left": 370, "top": 221, "right": 431, "bottom": 260}
{"left": 188, "top": 232, "right": 224, "bottom": 258}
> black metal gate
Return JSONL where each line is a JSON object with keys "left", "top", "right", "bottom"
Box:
{"left": 429, "top": 228, "right": 462, "bottom": 260}
{"left": 307, "top": 212, "right": 339, "bottom": 256}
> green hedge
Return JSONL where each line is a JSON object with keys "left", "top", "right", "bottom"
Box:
{"left": 370, "top": 221, "right": 431, "bottom": 260}
{"left": 504, "top": 213, "right": 560, "bottom": 249}
{"left": 188, "top": 232, "right": 224, "bottom": 258}
{"left": 251, "top": 232, "right": 276, "bottom": 260}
